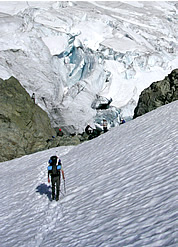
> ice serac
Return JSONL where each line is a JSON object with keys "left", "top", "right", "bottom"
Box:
{"left": 0, "top": 1, "right": 177, "bottom": 133}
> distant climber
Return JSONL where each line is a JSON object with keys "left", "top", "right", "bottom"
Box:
{"left": 103, "top": 119, "right": 108, "bottom": 133}
{"left": 88, "top": 128, "right": 102, "bottom": 140}
{"left": 47, "top": 155, "right": 65, "bottom": 201}
{"left": 57, "top": 128, "right": 63, "bottom": 137}
{"left": 85, "top": 124, "right": 93, "bottom": 135}
{"left": 31, "top": 93, "right": 35, "bottom": 103}
{"left": 120, "top": 118, "right": 126, "bottom": 125}
{"left": 46, "top": 136, "right": 55, "bottom": 143}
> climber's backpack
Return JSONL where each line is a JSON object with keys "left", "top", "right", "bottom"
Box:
{"left": 47, "top": 156, "right": 61, "bottom": 176}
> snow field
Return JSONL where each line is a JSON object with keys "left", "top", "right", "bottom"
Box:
{"left": 0, "top": 101, "right": 177, "bottom": 246}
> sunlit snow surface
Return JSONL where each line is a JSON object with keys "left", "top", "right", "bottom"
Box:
{"left": 0, "top": 1, "right": 177, "bottom": 132}
{"left": 0, "top": 101, "right": 177, "bottom": 247}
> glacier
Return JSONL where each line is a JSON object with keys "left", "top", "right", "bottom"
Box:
{"left": 0, "top": 1, "right": 177, "bottom": 133}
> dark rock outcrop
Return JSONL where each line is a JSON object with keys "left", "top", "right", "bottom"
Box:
{"left": 0, "top": 77, "right": 56, "bottom": 162}
{"left": 134, "top": 69, "right": 178, "bottom": 118}
{"left": 46, "top": 134, "right": 81, "bottom": 149}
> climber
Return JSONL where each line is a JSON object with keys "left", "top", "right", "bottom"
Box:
{"left": 47, "top": 155, "right": 65, "bottom": 201}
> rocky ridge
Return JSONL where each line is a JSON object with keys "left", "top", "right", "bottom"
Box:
{"left": 0, "top": 77, "right": 56, "bottom": 162}
{"left": 134, "top": 69, "right": 178, "bottom": 118}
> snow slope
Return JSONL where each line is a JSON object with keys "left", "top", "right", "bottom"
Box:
{"left": 0, "top": 100, "right": 177, "bottom": 247}
{"left": 0, "top": 1, "right": 177, "bottom": 132}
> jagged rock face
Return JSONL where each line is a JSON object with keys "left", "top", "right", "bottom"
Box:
{"left": 0, "top": 77, "right": 56, "bottom": 162}
{"left": 133, "top": 69, "right": 178, "bottom": 118}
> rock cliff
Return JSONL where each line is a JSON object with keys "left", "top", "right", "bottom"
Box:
{"left": 0, "top": 77, "right": 56, "bottom": 162}
{"left": 134, "top": 69, "right": 178, "bottom": 118}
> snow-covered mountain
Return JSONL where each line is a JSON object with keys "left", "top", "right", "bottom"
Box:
{"left": 0, "top": 101, "right": 177, "bottom": 247}
{"left": 0, "top": 1, "right": 177, "bottom": 133}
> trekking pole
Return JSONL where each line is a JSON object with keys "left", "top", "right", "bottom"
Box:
{"left": 64, "top": 180, "right": 66, "bottom": 194}
{"left": 60, "top": 190, "right": 65, "bottom": 197}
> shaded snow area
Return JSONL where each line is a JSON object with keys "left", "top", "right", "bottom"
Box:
{"left": 0, "top": 1, "right": 177, "bottom": 132}
{"left": 0, "top": 101, "right": 177, "bottom": 247}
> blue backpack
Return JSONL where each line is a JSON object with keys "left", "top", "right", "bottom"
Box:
{"left": 47, "top": 156, "right": 61, "bottom": 176}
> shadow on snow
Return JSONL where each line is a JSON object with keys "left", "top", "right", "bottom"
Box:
{"left": 36, "top": 183, "right": 52, "bottom": 201}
